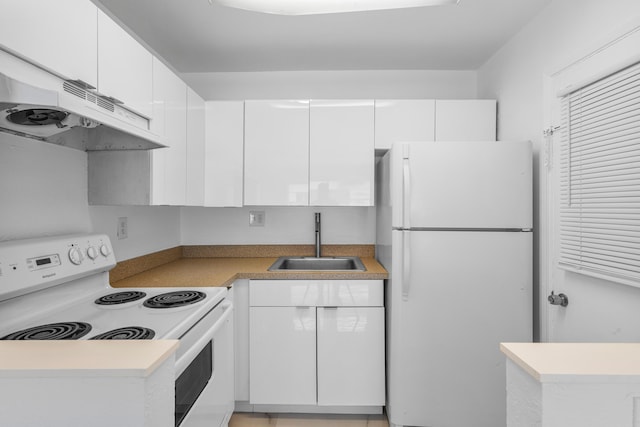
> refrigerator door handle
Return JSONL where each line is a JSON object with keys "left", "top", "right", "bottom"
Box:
{"left": 402, "top": 230, "right": 411, "bottom": 301}
{"left": 402, "top": 145, "right": 411, "bottom": 229}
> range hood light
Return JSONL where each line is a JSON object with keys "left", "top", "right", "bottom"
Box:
{"left": 211, "top": 0, "right": 460, "bottom": 15}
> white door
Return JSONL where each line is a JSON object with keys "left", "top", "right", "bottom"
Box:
{"left": 374, "top": 99, "right": 436, "bottom": 150}
{"left": 204, "top": 101, "right": 244, "bottom": 207}
{"left": 249, "top": 306, "right": 316, "bottom": 405}
{"left": 387, "top": 229, "right": 532, "bottom": 427}
{"left": 150, "top": 58, "right": 187, "bottom": 206}
{"left": 309, "top": 99, "right": 374, "bottom": 206}
{"left": 244, "top": 100, "right": 310, "bottom": 206}
{"left": 0, "top": 0, "right": 98, "bottom": 89}
{"left": 317, "top": 307, "right": 385, "bottom": 406}
{"left": 97, "top": 10, "right": 153, "bottom": 118}
{"left": 390, "top": 141, "right": 532, "bottom": 229}
{"left": 186, "top": 87, "right": 205, "bottom": 206}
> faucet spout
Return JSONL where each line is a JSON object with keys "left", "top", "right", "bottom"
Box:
{"left": 315, "top": 212, "right": 321, "bottom": 258}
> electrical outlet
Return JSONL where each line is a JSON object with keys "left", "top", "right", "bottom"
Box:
{"left": 249, "top": 211, "right": 265, "bottom": 227}
{"left": 117, "top": 217, "right": 128, "bottom": 240}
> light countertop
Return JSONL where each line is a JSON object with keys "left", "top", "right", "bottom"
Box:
{"left": 501, "top": 342, "right": 640, "bottom": 383}
{"left": 0, "top": 340, "right": 179, "bottom": 377}
{"left": 111, "top": 256, "right": 388, "bottom": 288}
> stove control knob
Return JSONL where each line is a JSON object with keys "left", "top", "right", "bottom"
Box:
{"left": 100, "top": 244, "right": 111, "bottom": 257}
{"left": 68, "top": 247, "right": 84, "bottom": 265}
{"left": 87, "top": 246, "right": 98, "bottom": 260}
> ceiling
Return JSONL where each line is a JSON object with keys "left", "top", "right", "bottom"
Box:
{"left": 94, "top": 0, "right": 550, "bottom": 73}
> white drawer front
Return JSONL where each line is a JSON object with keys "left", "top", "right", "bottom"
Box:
{"left": 249, "top": 280, "right": 383, "bottom": 307}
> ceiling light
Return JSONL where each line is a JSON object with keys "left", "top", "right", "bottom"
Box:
{"left": 210, "top": 0, "right": 460, "bottom": 15}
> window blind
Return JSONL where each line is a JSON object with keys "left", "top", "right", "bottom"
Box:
{"left": 559, "top": 61, "right": 640, "bottom": 286}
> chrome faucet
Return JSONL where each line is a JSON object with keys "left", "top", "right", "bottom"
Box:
{"left": 315, "top": 212, "right": 321, "bottom": 258}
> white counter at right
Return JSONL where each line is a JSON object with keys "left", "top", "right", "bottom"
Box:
{"left": 500, "top": 342, "right": 640, "bottom": 427}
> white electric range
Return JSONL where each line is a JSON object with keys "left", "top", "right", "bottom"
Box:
{"left": 0, "top": 234, "right": 234, "bottom": 427}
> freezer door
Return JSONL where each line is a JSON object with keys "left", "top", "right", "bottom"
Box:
{"left": 386, "top": 229, "right": 532, "bottom": 427}
{"left": 391, "top": 141, "right": 532, "bottom": 229}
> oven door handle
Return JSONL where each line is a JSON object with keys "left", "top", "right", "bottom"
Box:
{"left": 175, "top": 301, "right": 233, "bottom": 376}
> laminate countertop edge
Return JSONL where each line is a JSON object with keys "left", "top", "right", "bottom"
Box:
{"left": 0, "top": 340, "right": 179, "bottom": 377}
{"left": 110, "top": 256, "right": 388, "bottom": 288}
{"left": 501, "top": 342, "right": 640, "bottom": 384}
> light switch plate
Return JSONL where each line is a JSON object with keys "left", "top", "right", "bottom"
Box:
{"left": 249, "top": 211, "right": 265, "bottom": 227}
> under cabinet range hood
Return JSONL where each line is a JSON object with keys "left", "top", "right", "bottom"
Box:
{"left": 0, "top": 52, "right": 163, "bottom": 151}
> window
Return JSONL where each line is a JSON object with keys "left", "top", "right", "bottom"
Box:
{"left": 559, "top": 61, "right": 640, "bottom": 286}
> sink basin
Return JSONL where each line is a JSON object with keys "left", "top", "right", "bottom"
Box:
{"left": 268, "top": 256, "right": 366, "bottom": 271}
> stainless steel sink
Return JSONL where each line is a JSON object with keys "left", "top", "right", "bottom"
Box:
{"left": 268, "top": 256, "right": 366, "bottom": 271}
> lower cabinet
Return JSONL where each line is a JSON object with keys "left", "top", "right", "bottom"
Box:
{"left": 250, "top": 306, "right": 317, "bottom": 405}
{"left": 316, "top": 307, "right": 385, "bottom": 406}
{"left": 248, "top": 280, "right": 385, "bottom": 408}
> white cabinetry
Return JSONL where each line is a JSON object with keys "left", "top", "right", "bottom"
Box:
{"left": 97, "top": 10, "right": 153, "bottom": 118}
{"left": 88, "top": 59, "right": 189, "bottom": 206}
{"left": 186, "top": 88, "right": 206, "bottom": 206}
{"left": 249, "top": 280, "right": 384, "bottom": 409}
{"left": 434, "top": 99, "right": 496, "bottom": 141}
{"left": 244, "top": 100, "right": 310, "bottom": 206}
{"left": 317, "top": 307, "right": 385, "bottom": 406}
{"left": 250, "top": 306, "right": 317, "bottom": 405}
{"left": 204, "top": 101, "right": 244, "bottom": 207}
{"left": 374, "top": 100, "right": 435, "bottom": 150}
{"left": 150, "top": 58, "right": 187, "bottom": 206}
{"left": 0, "top": 0, "right": 98, "bottom": 89}
{"left": 310, "top": 100, "right": 374, "bottom": 206}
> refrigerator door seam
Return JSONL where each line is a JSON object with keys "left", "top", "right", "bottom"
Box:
{"left": 393, "top": 227, "right": 532, "bottom": 232}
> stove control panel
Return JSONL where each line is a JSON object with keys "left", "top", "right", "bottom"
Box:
{"left": 0, "top": 234, "right": 116, "bottom": 302}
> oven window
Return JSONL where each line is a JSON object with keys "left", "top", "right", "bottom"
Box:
{"left": 175, "top": 340, "right": 213, "bottom": 426}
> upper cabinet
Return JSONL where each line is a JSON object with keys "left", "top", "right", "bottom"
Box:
{"left": 0, "top": 0, "right": 98, "bottom": 89}
{"left": 186, "top": 88, "right": 206, "bottom": 206}
{"left": 244, "top": 100, "right": 310, "bottom": 206}
{"left": 374, "top": 100, "right": 436, "bottom": 150}
{"left": 204, "top": 101, "right": 244, "bottom": 207}
{"left": 150, "top": 58, "right": 187, "bottom": 205}
{"left": 434, "top": 99, "right": 497, "bottom": 141}
{"left": 97, "top": 10, "right": 153, "bottom": 118}
{"left": 310, "top": 100, "right": 374, "bottom": 206}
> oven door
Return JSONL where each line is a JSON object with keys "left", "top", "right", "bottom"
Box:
{"left": 176, "top": 300, "right": 234, "bottom": 427}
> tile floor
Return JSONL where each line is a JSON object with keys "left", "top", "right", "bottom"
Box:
{"left": 229, "top": 413, "right": 389, "bottom": 427}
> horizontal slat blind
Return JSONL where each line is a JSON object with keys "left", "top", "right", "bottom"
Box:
{"left": 559, "top": 61, "right": 640, "bottom": 285}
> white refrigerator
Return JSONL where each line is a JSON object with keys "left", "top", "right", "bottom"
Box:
{"left": 376, "top": 141, "right": 533, "bottom": 427}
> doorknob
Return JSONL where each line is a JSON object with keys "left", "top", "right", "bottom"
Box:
{"left": 548, "top": 291, "right": 568, "bottom": 307}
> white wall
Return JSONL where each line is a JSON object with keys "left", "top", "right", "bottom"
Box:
{"left": 0, "top": 134, "right": 91, "bottom": 241}
{"left": 0, "top": 133, "right": 181, "bottom": 261}
{"left": 181, "top": 206, "right": 375, "bottom": 245}
{"left": 477, "top": 0, "right": 640, "bottom": 341}
{"left": 89, "top": 206, "right": 180, "bottom": 262}
{"left": 183, "top": 70, "right": 477, "bottom": 100}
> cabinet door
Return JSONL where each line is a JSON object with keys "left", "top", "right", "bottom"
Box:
{"left": 97, "top": 10, "right": 153, "bottom": 118}
{"left": 249, "top": 306, "right": 316, "bottom": 405}
{"left": 244, "top": 100, "right": 309, "bottom": 206}
{"left": 310, "top": 100, "right": 374, "bottom": 206}
{"left": 317, "top": 307, "right": 385, "bottom": 406}
{"left": 151, "top": 58, "right": 187, "bottom": 205}
{"left": 0, "top": 0, "right": 98, "bottom": 89}
{"left": 186, "top": 87, "right": 205, "bottom": 206}
{"left": 204, "top": 101, "right": 244, "bottom": 207}
{"left": 434, "top": 100, "right": 496, "bottom": 141}
{"left": 374, "top": 99, "right": 435, "bottom": 150}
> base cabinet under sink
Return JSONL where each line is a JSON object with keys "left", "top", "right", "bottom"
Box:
{"left": 248, "top": 280, "right": 385, "bottom": 409}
